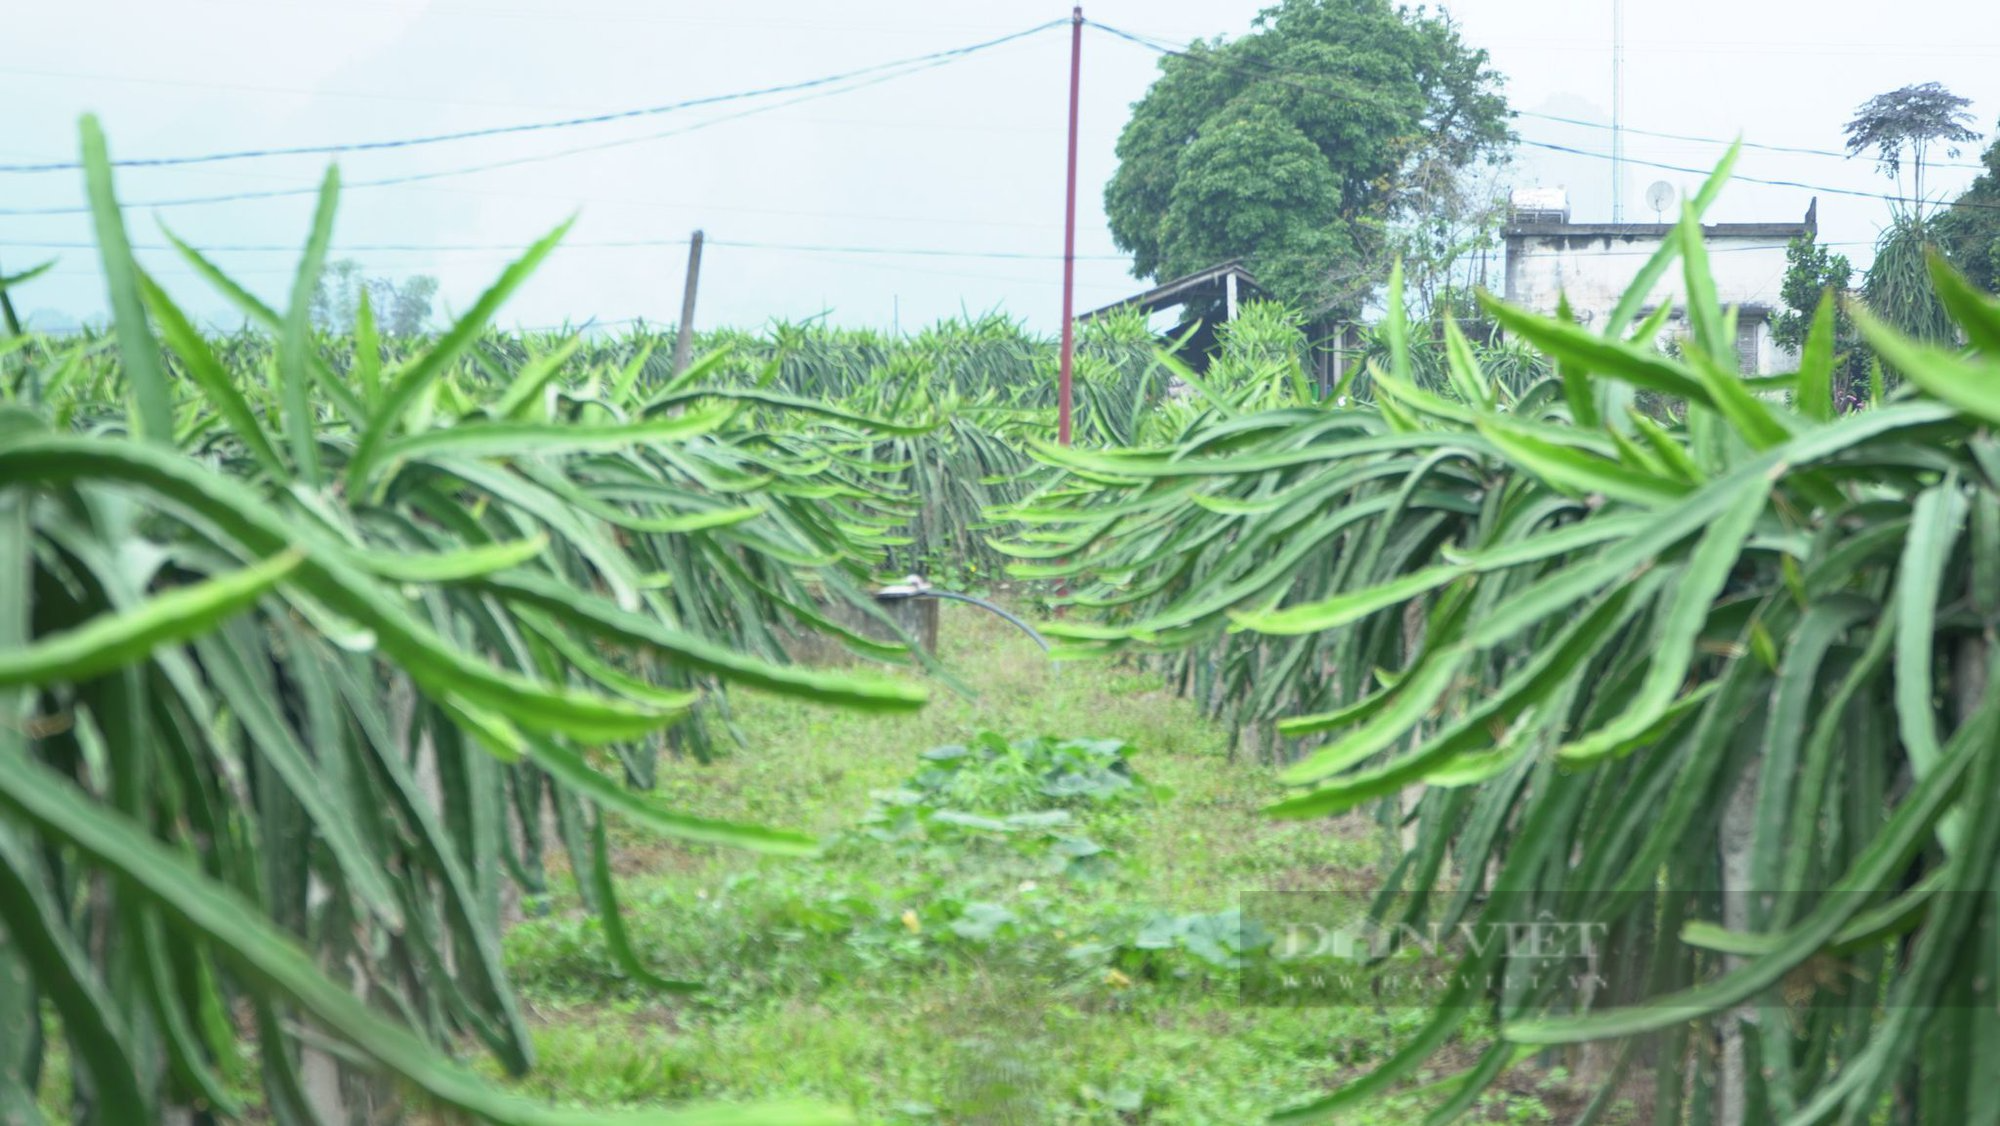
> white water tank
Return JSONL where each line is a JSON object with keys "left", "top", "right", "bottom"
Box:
{"left": 1508, "top": 188, "right": 1571, "bottom": 225}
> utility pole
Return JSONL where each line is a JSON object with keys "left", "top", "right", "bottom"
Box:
{"left": 1056, "top": 4, "right": 1083, "bottom": 446}
{"left": 1611, "top": 0, "right": 1625, "bottom": 222}
{"left": 670, "top": 230, "right": 704, "bottom": 375}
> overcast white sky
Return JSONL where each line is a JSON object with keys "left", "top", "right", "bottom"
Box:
{"left": 4, "top": 0, "right": 1996, "bottom": 333}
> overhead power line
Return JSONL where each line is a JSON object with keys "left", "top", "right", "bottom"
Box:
{"left": 80, "top": 0, "right": 1038, "bottom": 37}
{"left": 0, "top": 117, "right": 1067, "bottom": 227}
{"left": 1089, "top": 20, "right": 2000, "bottom": 217}
{"left": 0, "top": 19, "right": 1062, "bottom": 174}
{"left": 0, "top": 44, "right": 1033, "bottom": 217}
{"left": 2, "top": 235, "right": 1126, "bottom": 262}
{"left": 0, "top": 234, "right": 1852, "bottom": 259}
{"left": 1515, "top": 139, "right": 2000, "bottom": 214}
{"left": 1501, "top": 240, "right": 1873, "bottom": 256}
{"left": 1516, "top": 109, "right": 1989, "bottom": 172}
{"left": 0, "top": 64, "right": 618, "bottom": 115}
{"left": 1102, "top": 21, "right": 1991, "bottom": 173}
{"left": 710, "top": 239, "right": 1122, "bottom": 262}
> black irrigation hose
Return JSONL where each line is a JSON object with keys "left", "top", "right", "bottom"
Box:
{"left": 877, "top": 588, "right": 1052, "bottom": 653}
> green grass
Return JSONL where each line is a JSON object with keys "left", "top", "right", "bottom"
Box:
{"left": 482, "top": 606, "right": 1600, "bottom": 1124}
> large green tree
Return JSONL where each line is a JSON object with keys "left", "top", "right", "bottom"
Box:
{"left": 311, "top": 258, "right": 439, "bottom": 336}
{"left": 1847, "top": 83, "right": 1982, "bottom": 345}
{"left": 1935, "top": 125, "right": 2000, "bottom": 293}
{"left": 1842, "top": 82, "right": 1979, "bottom": 218}
{"left": 1771, "top": 233, "right": 1870, "bottom": 406}
{"left": 1104, "top": 0, "right": 1511, "bottom": 318}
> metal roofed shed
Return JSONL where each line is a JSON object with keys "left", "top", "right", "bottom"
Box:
{"left": 1079, "top": 259, "right": 1265, "bottom": 325}
{"left": 1079, "top": 258, "right": 1364, "bottom": 391}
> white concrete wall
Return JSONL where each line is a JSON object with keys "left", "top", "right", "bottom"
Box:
{"left": 1502, "top": 229, "right": 1796, "bottom": 372}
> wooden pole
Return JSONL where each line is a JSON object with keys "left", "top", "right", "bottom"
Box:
{"left": 1056, "top": 6, "right": 1083, "bottom": 446}
{"left": 670, "top": 230, "right": 704, "bottom": 375}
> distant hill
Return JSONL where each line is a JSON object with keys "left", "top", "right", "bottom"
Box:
{"left": 23, "top": 308, "right": 85, "bottom": 335}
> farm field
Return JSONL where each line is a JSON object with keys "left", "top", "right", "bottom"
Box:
{"left": 476, "top": 606, "right": 1612, "bottom": 1124}
{"left": 6, "top": 109, "right": 2000, "bottom": 1126}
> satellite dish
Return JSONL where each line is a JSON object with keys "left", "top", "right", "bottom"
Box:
{"left": 1645, "top": 181, "right": 1676, "bottom": 222}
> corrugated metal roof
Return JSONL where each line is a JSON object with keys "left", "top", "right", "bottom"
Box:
{"left": 1079, "top": 259, "right": 1263, "bottom": 322}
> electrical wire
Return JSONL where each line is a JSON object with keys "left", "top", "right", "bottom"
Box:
{"left": 1499, "top": 240, "right": 1873, "bottom": 257}
{"left": 5, "top": 232, "right": 1859, "bottom": 259}
{"left": 1074, "top": 25, "right": 1941, "bottom": 168}
{"left": 0, "top": 101, "right": 885, "bottom": 217}
{"left": 0, "top": 236, "right": 1125, "bottom": 262}
{"left": 1515, "top": 109, "right": 1988, "bottom": 172}
{"left": 715, "top": 239, "right": 1119, "bottom": 262}
{"left": 0, "top": 43, "right": 1051, "bottom": 217}
{"left": 1089, "top": 20, "right": 2000, "bottom": 216}
{"left": 0, "top": 64, "right": 620, "bottom": 115}
{"left": 0, "top": 142, "right": 1067, "bottom": 230}
{"left": 65, "top": 0, "right": 1039, "bottom": 37}
{"left": 0, "top": 20, "right": 1064, "bottom": 174}
{"left": 1515, "top": 138, "right": 2000, "bottom": 214}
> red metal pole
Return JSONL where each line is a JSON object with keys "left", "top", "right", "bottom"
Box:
{"left": 1057, "top": 5, "right": 1083, "bottom": 446}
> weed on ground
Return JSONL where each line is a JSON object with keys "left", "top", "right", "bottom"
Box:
{"left": 485, "top": 607, "right": 1603, "bottom": 1124}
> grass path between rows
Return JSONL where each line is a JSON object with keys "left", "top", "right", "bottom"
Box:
{"left": 484, "top": 606, "right": 1597, "bottom": 1124}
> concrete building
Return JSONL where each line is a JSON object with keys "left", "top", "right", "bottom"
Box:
{"left": 1500, "top": 190, "right": 1815, "bottom": 373}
